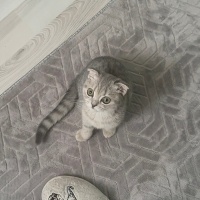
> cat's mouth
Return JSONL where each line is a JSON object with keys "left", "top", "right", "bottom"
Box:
{"left": 85, "top": 102, "right": 103, "bottom": 112}
{"left": 91, "top": 107, "right": 101, "bottom": 112}
{"left": 89, "top": 105, "right": 102, "bottom": 112}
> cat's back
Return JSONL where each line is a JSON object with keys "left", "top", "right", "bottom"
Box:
{"left": 86, "top": 56, "right": 127, "bottom": 80}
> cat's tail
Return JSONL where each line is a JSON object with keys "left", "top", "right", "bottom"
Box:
{"left": 35, "top": 82, "right": 78, "bottom": 144}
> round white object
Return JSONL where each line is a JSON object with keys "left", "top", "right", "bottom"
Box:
{"left": 42, "top": 176, "right": 109, "bottom": 200}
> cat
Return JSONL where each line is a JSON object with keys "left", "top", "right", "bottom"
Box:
{"left": 35, "top": 56, "right": 129, "bottom": 144}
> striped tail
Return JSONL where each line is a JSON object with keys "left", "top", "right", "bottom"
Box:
{"left": 35, "top": 82, "right": 78, "bottom": 144}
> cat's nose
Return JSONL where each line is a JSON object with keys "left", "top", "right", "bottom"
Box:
{"left": 91, "top": 102, "right": 98, "bottom": 108}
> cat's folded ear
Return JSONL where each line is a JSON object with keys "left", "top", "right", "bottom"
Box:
{"left": 114, "top": 80, "right": 129, "bottom": 96}
{"left": 87, "top": 69, "right": 99, "bottom": 80}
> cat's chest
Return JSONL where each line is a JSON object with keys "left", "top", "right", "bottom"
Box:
{"left": 82, "top": 107, "right": 122, "bottom": 129}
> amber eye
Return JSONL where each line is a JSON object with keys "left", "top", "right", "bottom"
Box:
{"left": 101, "top": 96, "right": 111, "bottom": 104}
{"left": 87, "top": 88, "right": 94, "bottom": 96}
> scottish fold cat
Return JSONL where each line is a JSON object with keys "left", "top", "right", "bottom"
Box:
{"left": 36, "top": 56, "right": 129, "bottom": 144}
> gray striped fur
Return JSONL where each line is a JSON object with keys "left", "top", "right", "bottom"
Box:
{"left": 35, "top": 56, "right": 129, "bottom": 144}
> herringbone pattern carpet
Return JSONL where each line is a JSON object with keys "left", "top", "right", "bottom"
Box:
{"left": 1, "top": 0, "right": 200, "bottom": 199}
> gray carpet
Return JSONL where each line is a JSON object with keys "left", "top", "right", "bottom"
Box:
{"left": 1, "top": 0, "right": 200, "bottom": 199}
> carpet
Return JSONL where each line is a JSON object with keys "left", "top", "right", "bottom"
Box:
{"left": 1, "top": 0, "right": 200, "bottom": 199}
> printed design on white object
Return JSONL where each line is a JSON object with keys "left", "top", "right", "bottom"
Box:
{"left": 48, "top": 186, "right": 77, "bottom": 200}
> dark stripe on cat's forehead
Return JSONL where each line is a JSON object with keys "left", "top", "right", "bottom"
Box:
{"left": 99, "top": 75, "right": 116, "bottom": 94}
{"left": 97, "top": 77, "right": 108, "bottom": 95}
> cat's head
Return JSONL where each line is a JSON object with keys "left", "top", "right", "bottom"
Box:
{"left": 83, "top": 68, "right": 129, "bottom": 112}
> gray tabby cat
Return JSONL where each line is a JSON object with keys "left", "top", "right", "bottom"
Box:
{"left": 35, "top": 56, "right": 129, "bottom": 144}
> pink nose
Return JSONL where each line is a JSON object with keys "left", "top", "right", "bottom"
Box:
{"left": 91, "top": 102, "right": 98, "bottom": 108}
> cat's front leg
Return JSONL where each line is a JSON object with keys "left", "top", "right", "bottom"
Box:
{"left": 103, "top": 128, "right": 116, "bottom": 138}
{"left": 75, "top": 125, "right": 94, "bottom": 142}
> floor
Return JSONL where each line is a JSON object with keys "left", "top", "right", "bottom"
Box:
{"left": 1, "top": 0, "right": 200, "bottom": 200}
{"left": 0, "top": 0, "right": 75, "bottom": 65}
{"left": 0, "top": 0, "right": 110, "bottom": 95}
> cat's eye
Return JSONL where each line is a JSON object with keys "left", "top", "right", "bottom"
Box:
{"left": 101, "top": 96, "right": 111, "bottom": 104}
{"left": 87, "top": 88, "right": 94, "bottom": 97}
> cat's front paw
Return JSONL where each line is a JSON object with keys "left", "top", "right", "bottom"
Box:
{"left": 75, "top": 129, "right": 92, "bottom": 142}
{"left": 75, "top": 130, "right": 87, "bottom": 142}
{"left": 103, "top": 128, "right": 116, "bottom": 138}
